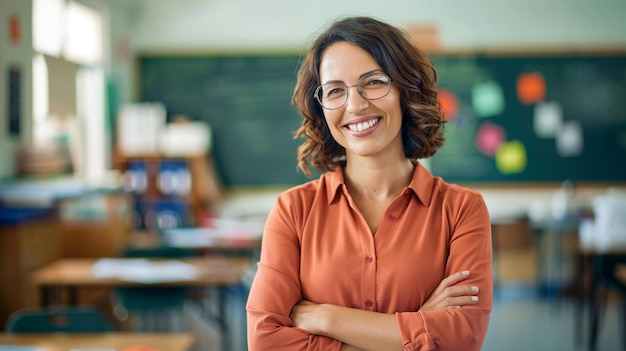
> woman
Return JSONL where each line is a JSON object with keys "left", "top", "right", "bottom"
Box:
{"left": 247, "top": 16, "right": 492, "bottom": 350}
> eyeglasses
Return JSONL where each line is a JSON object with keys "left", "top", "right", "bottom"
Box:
{"left": 313, "top": 72, "right": 392, "bottom": 110}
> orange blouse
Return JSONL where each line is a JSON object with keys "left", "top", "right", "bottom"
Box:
{"left": 247, "top": 163, "right": 493, "bottom": 350}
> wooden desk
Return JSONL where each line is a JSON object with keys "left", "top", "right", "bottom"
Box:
{"left": 31, "top": 257, "right": 249, "bottom": 293}
{"left": 0, "top": 332, "right": 193, "bottom": 351}
{"left": 30, "top": 257, "right": 251, "bottom": 351}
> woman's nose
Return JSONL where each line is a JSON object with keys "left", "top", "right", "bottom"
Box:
{"left": 345, "top": 86, "right": 369, "bottom": 113}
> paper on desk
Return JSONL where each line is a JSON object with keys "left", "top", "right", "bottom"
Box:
{"left": 163, "top": 227, "right": 219, "bottom": 248}
{"left": 164, "top": 222, "right": 263, "bottom": 248}
{"left": 92, "top": 258, "right": 198, "bottom": 283}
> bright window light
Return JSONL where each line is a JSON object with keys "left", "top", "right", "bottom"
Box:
{"left": 32, "top": 0, "right": 65, "bottom": 56}
{"left": 77, "top": 67, "right": 108, "bottom": 180}
{"left": 64, "top": 1, "right": 103, "bottom": 64}
{"left": 32, "top": 54, "right": 50, "bottom": 143}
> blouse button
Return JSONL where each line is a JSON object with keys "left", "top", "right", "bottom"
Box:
{"left": 366, "top": 256, "right": 373, "bottom": 263}
{"left": 365, "top": 300, "right": 373, "bottom": 307}
{"left": 386, "top": 214, "right": 396, "bottom": 221}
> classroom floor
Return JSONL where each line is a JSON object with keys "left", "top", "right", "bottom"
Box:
{"left": 483, "top": 289, "right": 623, "bottom": 351}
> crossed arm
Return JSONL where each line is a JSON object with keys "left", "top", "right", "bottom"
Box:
{"left": 290, "top": 271, "right": 480, "bottom": 351}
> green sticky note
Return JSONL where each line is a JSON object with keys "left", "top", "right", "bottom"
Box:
{"left": 471, "top": 81, "right": 505, "bottom": 117}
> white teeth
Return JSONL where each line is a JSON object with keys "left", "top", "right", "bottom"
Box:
{"left": 347, "top": 118, "right": 378, "bottom": 132}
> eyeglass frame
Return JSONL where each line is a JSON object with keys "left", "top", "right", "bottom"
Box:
{"left": 313, "top": 72, "right": 393, "bottom": 110}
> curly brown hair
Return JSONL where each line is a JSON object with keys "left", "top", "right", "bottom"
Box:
{"left": 292, "top": 16, "right": 446, "bottom": 178}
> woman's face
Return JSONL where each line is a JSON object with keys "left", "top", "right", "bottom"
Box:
{"left": 318, "top": 41, "right": 403, "bottom": 161}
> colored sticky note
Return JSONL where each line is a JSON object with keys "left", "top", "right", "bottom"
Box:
{"left": 534, "top": 101, "right": 563, "bottom": 138}
{"left": 475, "top": 122, "right": 506, "bottom": 156}
{"left": 471, "top": 81, "right": 505, "bottom": 117}
{"left": 495, "top": 140, "right": 527, "bottom": 174}
{"left": 556, "top": 120, "right": 583, "bottom": 157}
{"left": 438, "top": 89, "right": 459, "bottom": 120}
{"left": 517, "top": 72, "right": 546, "bottom": 105}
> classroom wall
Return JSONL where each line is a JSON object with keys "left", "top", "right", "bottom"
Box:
{"left": 127, "top": 0, "right": 626, "bottom": 50}
{"left": 0, "top": 0, "right": 33, "bottom": 178}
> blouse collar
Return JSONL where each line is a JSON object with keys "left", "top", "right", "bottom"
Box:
{"left": 323, "top": 161, "right": 435, "bottom": 206}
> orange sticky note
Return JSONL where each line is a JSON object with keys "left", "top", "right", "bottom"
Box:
{"left": 438, "top": 89, "right": 459, "bottom": 120}
{"left": 517, "top": 72, "right": 546, "bottom": 105}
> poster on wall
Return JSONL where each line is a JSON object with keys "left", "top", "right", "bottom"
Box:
{"left": 8, "top": 65, "right": 21, "bottom": 136}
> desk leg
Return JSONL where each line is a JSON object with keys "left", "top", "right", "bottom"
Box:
{"left": 589, "top": 256, "right": 608, "bottom": 351}
{"left": 40, "top": 286, "right": 78, "bottom": 307}
{"left": 68, "top": 286, "right": 78, "bottom": 305}
{"left": 41, "top": 287, "right": 51, "bottom": 307}
{"left": 219, "top": 286, "right": 231, "bottom": 351}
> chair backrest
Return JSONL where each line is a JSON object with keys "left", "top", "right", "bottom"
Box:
{"left": 6, "top": 306, "right": 113, "bottom": 333}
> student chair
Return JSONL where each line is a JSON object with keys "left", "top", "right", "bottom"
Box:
{"left": 6, "top": 306, "right": 113, "bottom": 333}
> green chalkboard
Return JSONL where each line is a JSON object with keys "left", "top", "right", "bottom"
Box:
{"left": 139, "top": 54, "right": 310, "bottom": 186}
{"left": 138, "top": 51, "right": 626, "bottom": 186}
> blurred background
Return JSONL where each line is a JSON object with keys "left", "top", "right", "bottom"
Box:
{"left": 0, "top": 0, "right": 625, "bottom": 350}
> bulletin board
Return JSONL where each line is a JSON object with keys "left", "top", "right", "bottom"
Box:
{"left": 429, "top": 51, "right": 626, "bottom": 184}
{"left": 137, "top": 50, "right": 626, "bottom": 187}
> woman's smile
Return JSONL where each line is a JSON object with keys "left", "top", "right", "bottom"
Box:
{"left": 345, "top": 117, "right": 381, "bottom": 134}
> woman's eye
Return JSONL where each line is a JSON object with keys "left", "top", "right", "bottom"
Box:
{"left": 365, "top": 78, "right": 386, "bottom": 86}
{"left": 326, "top": 87, "right": 344, "bottom": 97}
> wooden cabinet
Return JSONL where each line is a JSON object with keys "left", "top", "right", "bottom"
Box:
{"left": 58, "top": 191, "right": 132, "bottom": 258}
{"left": 0, "top": 208, "right": 60, "bottom": 329}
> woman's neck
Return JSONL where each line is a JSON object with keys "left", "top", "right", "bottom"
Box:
{"left": 343, "top": 156, "right": 415, "bottom": 201}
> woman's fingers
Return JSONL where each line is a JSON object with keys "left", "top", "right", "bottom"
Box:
{"left": 420, "top": 271, "right": 480, "bottom": 311}
{"left": 442, "top": 293, "right": 480, "bottom": 310}
{"left": 429, "top": 286, "right": 479, "bottom": 307}
{"left": 446, "top": 285, "right": 479, "bottom": 297}
{"left": 440, "top": 270, "right": 471, "bottom": 287}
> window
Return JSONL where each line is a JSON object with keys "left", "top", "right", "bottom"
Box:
{"left": 31, "top": 0, "right": 107, "bottom": 180}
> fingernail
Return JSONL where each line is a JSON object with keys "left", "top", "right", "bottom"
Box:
{"left": 471, "top": 286, "right": 479, "bottom": 292}
{"left": 462, "top": 270, "right": 470, "bottom": 276}
{"left": 471, "top": 296, "right": 479, "bottom": 301}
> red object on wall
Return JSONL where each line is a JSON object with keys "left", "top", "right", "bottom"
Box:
{"left": 9, "top": 14, "right": 21, "bottom": 45}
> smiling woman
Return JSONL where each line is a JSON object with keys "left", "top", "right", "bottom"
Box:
{"left": 246, "top": 16, "right": 493, "bottom": 351}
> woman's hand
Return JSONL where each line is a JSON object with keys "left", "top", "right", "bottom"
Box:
{"left": 419, "top": 270, "right": 479, "bottom": 311}
{"left": 290, "top": 300, "right": 326, "bottom": 334}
